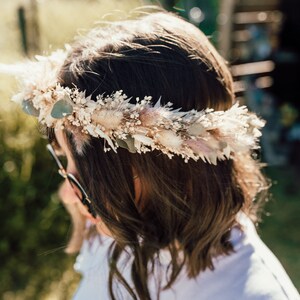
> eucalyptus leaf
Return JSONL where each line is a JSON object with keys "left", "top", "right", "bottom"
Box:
{"left": 51, "top": 99, "right": 73, "bottom": 119}
{"left": 125, "top": 137, "right": 137, "bottom": 153}
{"left": 116, "top": 139, "right": 128, "bottom": 149}
{"left": 116, "top": 136, "right": 137, "bottom": 153}
{"left": 22, "top": 100, "right": 40, "bottom": 117}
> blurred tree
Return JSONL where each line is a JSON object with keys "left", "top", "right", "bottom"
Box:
{"left": 150, "top": 0, "right": 219, "bottom": 43}
{"left": 0, "top": 80, "right": 79, "bottom": 299}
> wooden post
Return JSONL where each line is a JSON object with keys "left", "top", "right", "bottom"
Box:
{"left": 17, "top": 0, "right": 40, "bottom": 56}
{"left": 17, "top": 6, "right": 28, "bottom": 55}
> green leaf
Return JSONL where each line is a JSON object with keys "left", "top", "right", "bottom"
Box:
{"left": 51, "top": 98, "right": 73, "bottom": 119}
{"left": 116, "top": 136, "right": 136, "bottom": 153}
{"left": 22, "top": 100, "right": 40, "bottom": 117}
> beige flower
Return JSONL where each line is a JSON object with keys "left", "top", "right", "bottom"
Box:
{"left": 185, "top": 139, "right": 212, "bottom": 155}
{"left": 157, "top": 130, "right": 182, "bottom": 150}
{"left": 132, "top": 134, "right": 153, "bottom": 151}
{"left": 11, "top": 54, "right": 265, "bottom": 164}
{"left": 140, "top": 108, "right": 162, "bottom": 126}
{"left": 92, "top": 110, "right": 123, "bottom": 130}
{"left": 187, "top": 123, "right": 206, "bottom": 136}
{"left": 12, "top": 91, "right": 25, "bottom": 104}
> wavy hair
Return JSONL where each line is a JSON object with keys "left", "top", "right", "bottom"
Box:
{"left": 51, "top": 11, "right": 268, "bottom": 300}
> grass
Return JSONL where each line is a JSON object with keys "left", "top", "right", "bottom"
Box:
{"left": 259, "top": 166, "right": 300, "bottom": 290}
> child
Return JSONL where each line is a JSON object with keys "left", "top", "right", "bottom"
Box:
{"left": 12, "top": 10, "right": 299, "bottom": 300}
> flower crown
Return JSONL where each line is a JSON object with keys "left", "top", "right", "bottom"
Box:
{"left": 11, "top": 49, "right": 265, "bottom": 164}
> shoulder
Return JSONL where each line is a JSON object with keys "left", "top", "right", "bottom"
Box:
{"left": 230, "top": 214, "right": 300, "bottom": 300}
{"left": 73, "top": 218, "right": 300, "bottom": 300}
{"left": 73, "top": 234, "right": 134, "bottom": 300}
{"left": 72, "top": 235, "right": 114, "bottom": 300}
{"left": 161, "top": 214, "right": 299, "bottom": 300}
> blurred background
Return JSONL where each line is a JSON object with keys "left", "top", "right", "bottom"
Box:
{"left": 0, "top": 0, "right": 299, "bottom": 299}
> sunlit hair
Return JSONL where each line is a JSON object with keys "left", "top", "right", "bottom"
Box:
{"left": 49, "top": 10, "right": 268, "bottom": 300}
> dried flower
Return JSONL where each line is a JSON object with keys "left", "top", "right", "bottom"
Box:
{"left": 11, "top": 49, "right": 265, "bottom": 164}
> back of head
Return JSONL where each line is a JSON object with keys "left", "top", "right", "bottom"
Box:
{"left": 51, "top": 11, "right": 267, "bottom": 300}
{"left": 61, "top": 12, "right": 234, "bottom": 110}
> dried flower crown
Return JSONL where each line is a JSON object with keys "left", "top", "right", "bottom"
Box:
{"left": 11, "top": 49, "right": 265, "bottom": 164}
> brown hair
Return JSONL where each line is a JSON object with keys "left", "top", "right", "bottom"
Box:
{"left": 54, "top": 11, "right": 268, "bottom": 300}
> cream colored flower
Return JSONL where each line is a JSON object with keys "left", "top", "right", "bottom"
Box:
{"left": 92, "top": 110, "right": 123, "bottom": 130}
{"left": 187, "top": 123, "right": 206, "bottom": 136}
{"left": 11, "top": 92, "right": 24, "bottom": 105}
{"left": 140, "top": 108, "right": 162, "bottom": 126}
{"left": 11, "top": 48, "right": 265, "bottom": 164}
{"left": 132, "top": 134, "right": 153, "bottom": 147}
{"left": 185, "top": 139, "right": 211, "bottom": 155}
{"left": 156, "top": 130, "right": 183, "bottom": 150}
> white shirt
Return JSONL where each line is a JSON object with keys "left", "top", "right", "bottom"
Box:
{"left": 72, "top": 215, "right": 299, "bottom": 300}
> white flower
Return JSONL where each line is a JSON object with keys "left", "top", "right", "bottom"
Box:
{"left": 208, "top": 153, "right": 217, "bottom": 165}
{"left": 250, "top": 117, "right": 265, "bottom": 128}
{"left": 85, "top": 124, "right": 96, "bottom": 137}
{"left": 187, "top": 123, "right": 206, "bottom": 136}
{"left": 92, "top": 110, "right": 123, "bottom": 130}
{"left": 156, "top": 130, "right": 183, "bottom": 150}
{"left": 11, "top": 92, "right": 24, "bottom": 104}
{"left": 186, "top": 139, "right": 211, "bottom": 154}
{"left": 11, "top": 50, "right": 265, "bottom": 164}
{"left": 140, "top": 108, "right": 163, "bottom": 126}
{"left": 132, "top": 134, "right": 153, "bottom": 147}
{"left": 205, "top": 136, "right": 221, "bottom": 150}
{"left": 222, "top": 145, "right": 231, "bottom": 159}
{"left": 252, "top": 127, "right": 262, "bottom": 138}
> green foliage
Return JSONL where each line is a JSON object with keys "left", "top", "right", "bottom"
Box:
{"left": 260, "top": 167, "right": 300, "bottom": 289}
{"left": 166, "top": 0, "right": 220, "bottom": 43}
{"left": 0, "top": 80, "right": 79, "bottom": 299}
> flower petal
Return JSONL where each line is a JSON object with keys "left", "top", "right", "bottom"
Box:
{"left": 92, "top": 110, "right": 123, "bottom": 130}
{"left": 157, "top": 130, "right": 182, "bottom": 149}
{"left": 187, "top": 123, "right": 206, "bottom": 136}
{"left": 132, "top": 134, "right": 153, "bottom": 146}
